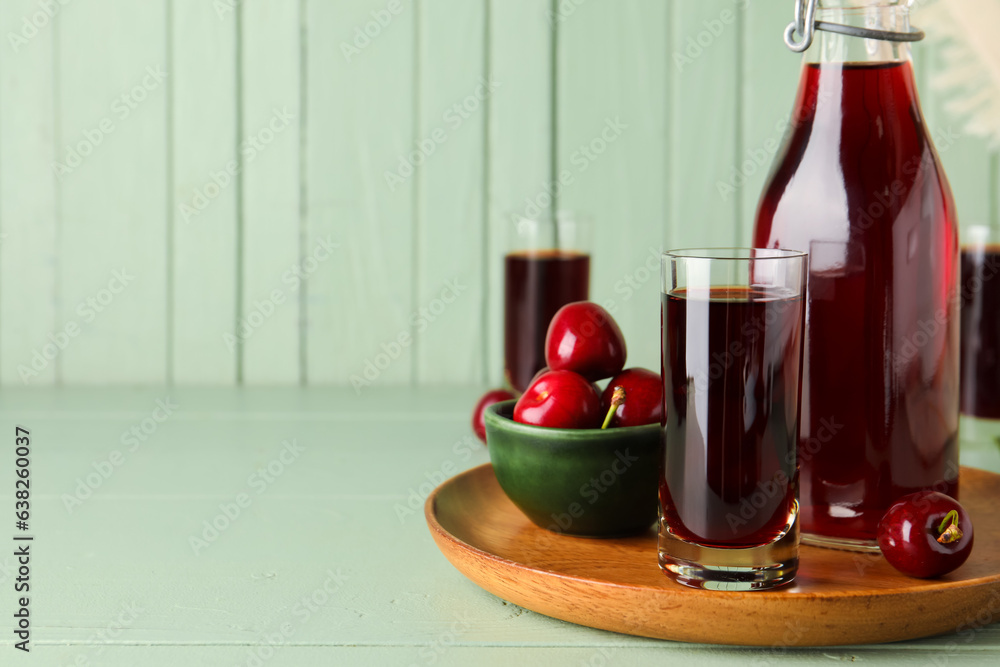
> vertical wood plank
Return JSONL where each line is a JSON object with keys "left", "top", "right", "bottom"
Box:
{"left": 304, "top": 0, "right": 415, "bottom": 388}
{"left": 920, "top": 49, "right": 993, "bottom": 231}
{"left": 486, "top": 0, "right": 552, "bottom": 387}
{"left": 414, "top": 0, "right": 487, "bottom": 383}
{"left": 171, "top": 0, "right": 238, "bottom": 384}
{"left": 912, "top": 2, "right": 994, "bottom": 233}
{"left": 56, "top": 0, "right": 168, "bottom": 384}
{"left": 0, "top": 0, "right": 58, "bottom": 385}
{"left": 740, "top": 1, "right": 801, "bottom": 246}
{"left": 557, "top": 0, "right": 669, "bottom": 374}
{"left": 241, "top": 0, "right": 301, "bottom": 384}
{"left": 670, "top": 0, "right": 742, "bottom": 250}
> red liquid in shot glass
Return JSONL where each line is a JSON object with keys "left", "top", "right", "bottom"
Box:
{"left": 660, "top": 287, "right": 803, "bottom": 548}
{"left": 960, "top": 245, "right": 1000, "bottom": 419}
{"left": 504, "top": 251, "right": 590, "bottom": 393}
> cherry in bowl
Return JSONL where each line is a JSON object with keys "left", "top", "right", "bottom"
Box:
{"left": 513, "top": 370, "right": 602, "bottom": 430}
{"left": 545, "top": 302, "right": 627, "bottom": 382}
{"left": 600, "top": 368, "right": 663, "bottom": 428}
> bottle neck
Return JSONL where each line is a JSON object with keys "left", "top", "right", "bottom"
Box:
{"left": 790, "top": 3, "right": 924, "bottom": 141}
{"left": 806, "top": 2, "right": 912, "bottom": 64}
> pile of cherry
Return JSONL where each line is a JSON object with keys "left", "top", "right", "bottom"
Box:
{"left": 470, "top": 301, "right": 974, "bottom": 580}
{"left": 472, "top": 302, "right": 662, "bottom": 437}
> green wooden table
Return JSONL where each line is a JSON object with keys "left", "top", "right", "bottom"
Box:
{"left": 1, "top": 388, "right": 998, "bottom": 666}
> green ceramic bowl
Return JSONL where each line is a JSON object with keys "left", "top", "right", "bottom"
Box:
{"left": 484, "top": 400, "right": 660, "bottom": 537}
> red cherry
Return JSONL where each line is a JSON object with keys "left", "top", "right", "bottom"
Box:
{"left": 600, "top": 368, "right": 663, "bottom": 428}
{"left": 471, "top": 389, "right": 517, "bottom": 443}
{"left": 877, "top": 491, "right": 974, "bottom": 578}
{"left": 545, "top": 302, "right": 627, "bottom": 382}
{"left": 513, "top": 370, "right": 602, "bottom": 429}
{"left": 530, "top": 366, "right": 601, "bottom": 399}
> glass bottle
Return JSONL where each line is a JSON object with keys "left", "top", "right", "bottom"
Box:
{"left": 753, "top": 0, "right": 959, "bottom": 551}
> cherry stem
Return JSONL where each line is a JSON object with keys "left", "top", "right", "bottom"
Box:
{"left": 936, "top": 509, "right": 963, "bottom": 544}
{"left": 601, "top": 386, "right": 626, "bottom": 429}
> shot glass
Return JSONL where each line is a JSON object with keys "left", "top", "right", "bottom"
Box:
{"left": 504, "top": 212, "right": 591, "bottom": 393}
{"left": 658, "top": 248, "right": 807, "bottom": 590}
{"left": 959, "top": 225, "right": 1000, "bottom": 465}
{"left": 960, "top": 225, "right": 1000, "bottom": 420}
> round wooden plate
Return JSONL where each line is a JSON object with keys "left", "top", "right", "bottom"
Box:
{"left": 426, "top": 463, "right": 1000, "bottom": 646}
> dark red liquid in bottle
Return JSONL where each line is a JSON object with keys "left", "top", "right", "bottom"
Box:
{"left": 960, "top": 245, "right": 1000, "bottom": 419}
{"left": 504, "top": 251, "right": 590, "bottom": 393}
{"left": 660, "top": 287, "right": 803, "bottom": 549}
{"left": 753, "top": 61, "right": 960, "bottom": 544}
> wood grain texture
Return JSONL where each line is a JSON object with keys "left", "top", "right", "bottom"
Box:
{"left": 0, "top": 387, "right": 997, "bottom": 665}
{"left": 0, "top": 0, "right": 58, "bottom": 385}
{"left": 922, "top": 46, "right": 994, "bottom": 231}
{"left": 304, "top": 0, "right": 415, "bottom": 387}
{"left": 911, "top": 2, "right": 995, "bottom": 233}
{"left": 414, "top": 0, "right": 487, "bottom": 383}
{"left": 739, "top": 1, "right": 800, "bottom": 246}
{"left": 170, "top": 0, "right": 238, "bottom": 383}
{"left": 0, "top": 0, "right": 996, "bottom": 387}
{"left": 55, "top": 0, "right": 169, "bottom": 384}
{"left": 557, "top": 0, "right": 669, "bottom": 376}
{"left": 240, "top": 0, "right": 301, "bottom": 384}
{"left": 486, "top": 0, "right": 553, "bottom": 387}
{"left": 670, "top": 0, "right": 741, "bottom": 250}
{"left": 428, "top": 463, "right": 1000, "bottom": 647}
{"left": 19, "top": 645, "right": 1000, "bottom": 667}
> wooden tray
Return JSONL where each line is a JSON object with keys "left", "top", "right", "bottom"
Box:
{"left": 426, "top": 463, "right": 1000, "bottom": 646}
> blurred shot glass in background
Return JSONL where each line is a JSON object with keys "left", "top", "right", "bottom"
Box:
{"left": 504, "top": 212, "right": 591, "bottom": 394}
{"left": 960, "top": 225, "right": 1000, "bottom": 470}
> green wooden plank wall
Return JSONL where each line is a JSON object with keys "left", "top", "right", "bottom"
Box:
{"left": 0, "top": 0, "right": 994, "bottom": 386}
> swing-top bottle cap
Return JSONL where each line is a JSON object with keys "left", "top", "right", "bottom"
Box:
{"left": 784, "top": 0, "right": 925, "bottom": 53}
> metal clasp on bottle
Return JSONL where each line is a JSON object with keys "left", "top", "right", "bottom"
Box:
{"left": 784, "top": 0, "right": 925, "bottom": 53}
